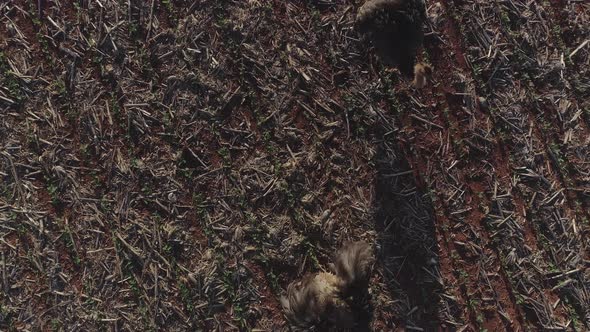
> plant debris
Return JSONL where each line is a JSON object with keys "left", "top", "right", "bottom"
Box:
{"left": 0, "top": 0, "right": 588, "bottom": 331}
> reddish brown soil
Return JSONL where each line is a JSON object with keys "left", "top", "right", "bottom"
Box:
{"left": 2, "top": 1, "right": 588, "bottom": 331}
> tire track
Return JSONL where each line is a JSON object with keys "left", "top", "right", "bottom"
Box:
{"left": 499, "top": 0, "right": 590, "bottom": 229}
{"left": 433, "top": 0, "right": 576, "bottom": 328}
{"left": 451, "top": 0, "right": 590, "bottom": 328}
{"left": 378, "top": 0, "right": 535, "bottom": 328}
{"left": 541, "top": 0, "right": 590, "bottom": 223}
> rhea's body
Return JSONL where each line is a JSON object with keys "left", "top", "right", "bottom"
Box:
{"left": 280, "top": 241, "right": 375, "bottom": 328}
{"left": 357, "top": 0, "right": 426, "bottom": 73}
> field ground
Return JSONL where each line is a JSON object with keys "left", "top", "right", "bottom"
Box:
{"left": 0, "top": 0, "right": 589, "bottom": 331}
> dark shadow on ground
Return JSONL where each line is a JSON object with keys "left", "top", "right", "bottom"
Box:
{"left": 372, "top": 137, "right": 442, "bottom": 331}
{"left": 347, "top": 286, "right": 374, "bottom": 332}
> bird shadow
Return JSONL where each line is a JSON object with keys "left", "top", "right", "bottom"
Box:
{"left": 347, "top": 286, "right": 374, "bottom": 332}
{"left": 371, "top": 138, "right": 443, "bottom": 331}
{"left": 318, "top": 285, "right": 373, "bottom": 332}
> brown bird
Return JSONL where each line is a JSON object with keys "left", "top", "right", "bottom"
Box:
{"left": 356, "top": 0, "right": 426, "bottom": 74}
{"left": 280, "top": 241, "right": 375, "bottom": 329}
{"left": 412, "top": 62, "right": 433, "bottom": 88}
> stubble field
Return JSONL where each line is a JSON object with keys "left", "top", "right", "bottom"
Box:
{"left": 0, "top": 0, "right": 589, "bottom": 331}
